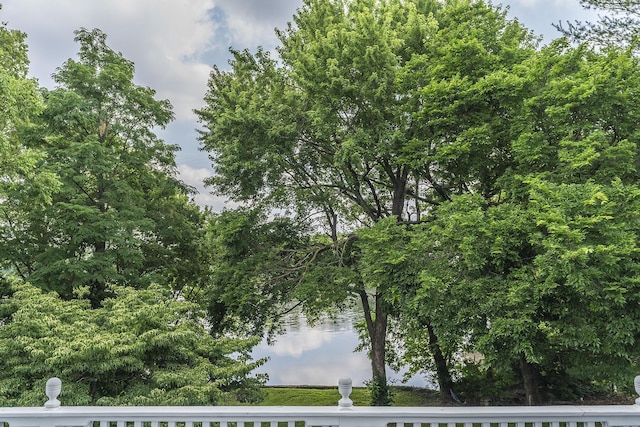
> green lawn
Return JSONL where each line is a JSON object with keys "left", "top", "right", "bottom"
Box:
{"left": 254, "top": 386, "right": 440, "bottom": 406}
{"left": 224, "top": 386, "right": 631, "bottom": 407}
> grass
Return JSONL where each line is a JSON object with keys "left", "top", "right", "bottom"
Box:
{"left": 254, "top": 386, "right": 440, "bottom": 406}
{"left": 226, "top": 386, "right": 634, "bottom": 407}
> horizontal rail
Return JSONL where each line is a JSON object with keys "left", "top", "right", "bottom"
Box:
{"left": 2, "top": 404, "right": 640, "bottom": 427}
{"left": 1, "top": 376, "right": 640, "bottom": 427}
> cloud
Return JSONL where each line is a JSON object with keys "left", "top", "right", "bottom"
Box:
{"left": 507, "top": 0, "right": 577, "bottom": 7}
{"left": 176, "top": 163, "right": 236, "bottom": 210}
{"left": 257, "top": 329, "right": 338, "bottom": 358}
{"left": 1, "top": 0, "right": 217, "bottom": 121}
{"left": 177, "top": 163, "right": 212, "bottom": 191}
{"left": 254, "top": 313, "right": 365, "bottom": 358}
{"left": 254, "top": 328, "right": 432, "bottom": 387}
{"left": 192, "top": 191, "right": 233, "bottom": 211}
{"left": 214, "top": 0, "right": 303, "bottom": 48}
{"left": 507, "top": 0, "right": 540, "bottom": 6}
{"left": 253, "top": 324, "right": 371, "bottom": 386}
{"left": 500, "top": 0, "right": 601, "bottom": 42}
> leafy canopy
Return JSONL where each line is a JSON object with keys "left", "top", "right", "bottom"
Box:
{"left": 405, "top": 40, "right": 640, "bottom": 402}
{"left": 1, "top": 28, "right": 203, "bottom": 307}
{"left": 0, "top": 7, "right": 59, "bottom": 257}
{"left": 0, "top": 278, "right": 265, "bottom": 406}
{"left": 196, "top": 0, "right": 538, "bottom": 405}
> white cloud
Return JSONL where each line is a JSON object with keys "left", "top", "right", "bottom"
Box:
{"left": 192, "top": 191, "right": 233, "bottom": 211}
{"left": 2, "top": 0, "right": 217, "bottom": 121}
{"left": 500, "top": 0, "right": 601, "bottom": 42}
{"left": 508, "top": 0, "right": 541, "bottom": 6}
{"left": 506, "top": 0, "right": 577, "bottom": 7}
{"left": 178, "top": 164, "right": 212, "bottom": 187}
{"left": 177, "top": 163, "right": 236, "bottom": 210}
{"left": 255, "top": 312, "right": 364, "bottom": 358}
{"left": 258, "top": 328, "right": 337, "bottom": 358}
{"left": 215, "top": 0, "right": 303, "bottom": 48}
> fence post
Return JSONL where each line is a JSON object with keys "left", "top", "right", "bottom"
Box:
{"left": 338, "top": 377, "right": 353, "bottom": 410}
{"left": 44, "top": 377, "right": 62, "bottom": 409}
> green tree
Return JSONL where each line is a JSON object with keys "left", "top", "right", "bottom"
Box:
{"left": 0, "top": 6, "right": 59, "bottom": 284}
{"left": 196, "top": 0, "right": 536, "bottom": 404}
{"left": 508, "top": 40, "right": 640, "bottom": 401}
{"left": 0, "top": 5, "right": 43, "bottom": 179}
{"left": 410, "top": 41, "right": 640, "bottom": 405}
{"left": 0, "top": 278, "right": 265, "bottom": 406}
{"left": 0, "top": 28, "right": 204, "bottom": 307}
{"left": 200, "top": 209, "right": 316, "bottom": 337}
{"left": 354, "top": 217, "right": 460, "bottom": 400}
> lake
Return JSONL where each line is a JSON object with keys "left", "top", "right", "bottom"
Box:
{"left": 251, "top": 311, "right": 431, "bottom": 388}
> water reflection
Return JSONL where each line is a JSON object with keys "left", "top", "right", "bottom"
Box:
{"left": 251, "top": 311, "right": 430, "bottom": 387}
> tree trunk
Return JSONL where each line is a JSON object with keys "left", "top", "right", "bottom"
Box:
{"left": 89, "top": 239, "right": 107, "bottom": 308}
{"left": 427, "top": 323, "right": 454, "bottom": 403}
{"left": 520, "top": 354, "right": 542, "bottom": 405}
{"left": 359, "top": 289, "right": 390, "bottom": 405}
{"left": 88, "top": 184, "right": 109, "bottom": 308}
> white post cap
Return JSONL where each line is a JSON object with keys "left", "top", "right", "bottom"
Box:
{"left": 44, "top": 377, "right": 62, "bottom": 409}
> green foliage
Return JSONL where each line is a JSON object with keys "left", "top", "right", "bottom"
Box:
{"left": 0, "top": 8, "right": 41, "bottom": 162}
{"left": 382, "top": 36, "right": 640, "bottom": 403}
{"left": 0, "top": 278, "right": 265, "bottom": 406}
{"left": 411, "top": 44, "right": 640, "bottom": 403}
{"left": 0, "top": 8, "right": 60, "bottom": 265}
{"left": 366, "top": 374, "right": 393, "bottom": 406}
{"left": 0, "top": 28, "right": 204, "bottom": 307}
{"left": 453, "top": 363, "right": 520, "bottom": 404}
{"left": 4, "top": 3, "right": 638, "bottom": 409}
{"left": 197, "top": 0, "right": 537, "bottom": 405}
{"left": 201, "top": 209, "right": 326, "bottom": 336}
{"left": 510, "top": 40, "right": 640, "bottom": 186}
{"left": 417, "top": 175, "right": 640, "bottom": 400}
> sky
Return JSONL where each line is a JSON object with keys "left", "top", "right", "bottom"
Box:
{"left": 0, "top": 0, "right": 600, "bottom": 210}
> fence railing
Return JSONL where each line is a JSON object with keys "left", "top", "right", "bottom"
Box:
{"left": 1, "top": 376, "right": 640, "bottom": 427}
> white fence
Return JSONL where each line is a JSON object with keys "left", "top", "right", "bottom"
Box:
{"left": 1, "top": 377, "right": 640, "bottom": 427}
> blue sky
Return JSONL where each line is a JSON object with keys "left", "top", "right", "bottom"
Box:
{"left": 1, "top": 0, "right": 600, "bottom": 209}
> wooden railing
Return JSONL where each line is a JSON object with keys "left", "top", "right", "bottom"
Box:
{"left": 1, "top": 377, "right": 640, "bottom": 427}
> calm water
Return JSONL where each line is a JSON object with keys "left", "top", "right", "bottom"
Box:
{"left": 251, "top": 311, "right": 431, "bottom": 388}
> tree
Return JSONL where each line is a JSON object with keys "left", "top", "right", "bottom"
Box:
{"left": 506, "top": 40, "right": 640, "bottom": 401}
{"left": 196, "top": 0, "right": 536, "bottom": 404}
{"left": 0, "top": 6, "right": 59, "bottom": 283}
{"left": 409, "top": 40, "right": 640, "bottom": 405}
{"left": 354, "top": 217, "right": 460, "bottom": 400}
{"left": 0, "top": 278, "right": 265, "bottom": 406}
{"left": 0, "top": 5, "right": 44, "bottom": 180}
{"left": 555, "top": 0, "right": 640, "bottom": 51}
{"left": 0, "top": 28, "right": 204, "bottom": 307}
{"left": 201, "top": 209, "right": 312, "bottom": 336}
